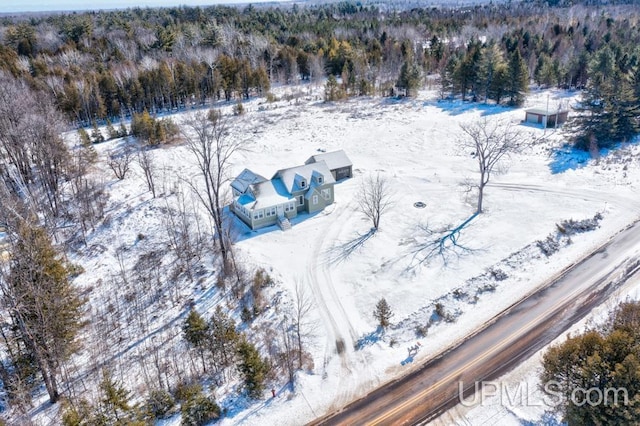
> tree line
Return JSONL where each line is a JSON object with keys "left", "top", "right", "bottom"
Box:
{"left": 1, "top": 1, "right": 640, "bottom": 131}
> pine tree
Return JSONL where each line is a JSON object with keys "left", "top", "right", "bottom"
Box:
{"left": 397, "top": 60, "right": 422, "bottom": 97}
{"left": 373, "top": 298, "right": 393, "bottom": 329}
{"left": 237, "top": 337, "right": 269, "bottom": 398}
{"left": 505, "top": 49, "right": 529, "bottom": 106}
{"left": 2, "top": 221, "right": 85, "bottom": 403}
{"left": 90, "top": 119, "right": 104, "bottom": 143}
{"left": 439, "top": 55, "right": 459, "bottom": 99}
{"left": 183, "top": 309, "right": 209, "bottom": 372}
{"left": 99, "top": 369, "right": 133, "bottom": 422}
{"left": 479, "top": 43, "right": 507, "bottom": 103}
{"left": 324, "top": 74, "right": 343, "bottom": 101}
{"left": 105, "top": 118, "right": 118, "bottom": 140}
{"left": 541, "top": 300, "right": 640, "bottom": 424}
{"left": 567, "top": 46, "right": 639, "bottom": 150}
{"left": 118, "top": 121, "right": 128, "bottom": 138}
{"left": 180, "top": 389, "right": 220, "bottom": 426}
{"left": 210, "top": 306, "right": 239, "bottom": 370}
{"left": 455, "top": 40, "right": 483, "bottom": 101}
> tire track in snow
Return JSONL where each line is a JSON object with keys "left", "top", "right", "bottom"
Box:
{"left": 304, "top": 198, "right": 363, "bottom": 409}
{"left": 489, "top": 181, "right": 640, "bottom": 212}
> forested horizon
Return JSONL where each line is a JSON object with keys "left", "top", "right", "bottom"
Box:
{"left": 1, "top": 0, "right": 639, "bottom": 135}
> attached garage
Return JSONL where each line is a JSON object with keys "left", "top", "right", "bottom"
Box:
{"left": 305, "top": 150, "right": 353, "bottom": 181}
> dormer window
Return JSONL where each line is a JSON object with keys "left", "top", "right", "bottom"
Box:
{"left": 300, "top": 180, "right": 306, "bottom": 188}
{"left": 318, "top": 177, "right": 323, "bottom": 184}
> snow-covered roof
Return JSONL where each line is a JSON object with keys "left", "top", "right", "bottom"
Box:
{"left": 236, "top": 178, "right": 293, "bottom": 209}
{"left": 525, "top": 108, "right": 569, "bottom": 116}
{"left": 305, "top": 150, "right": 352, "bottom": 171}
{"left": 274, "top": 161, "right": 335, "bottom": 193}
{"left": 231, "top": 168, "right": 267, "bottom": 194}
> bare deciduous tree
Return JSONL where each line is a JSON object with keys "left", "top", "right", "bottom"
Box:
{"left": 137, "top": 147, "right": 157, "bottom": 197}
{"left": 182, "top": 110, "right": 243, "bottom": 271}
{"left": 357, "top": 173, "right": 392, "bottom": 230}
{"left": 459, "top": 118, "right": 522, "bottom": 213}
{"left": 107, "top": 148, "right": 134, "bottom": 180}
{"left": 292, "top": 281, "right": 315, "bottom": 369}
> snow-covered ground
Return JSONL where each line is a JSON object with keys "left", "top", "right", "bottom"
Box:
{"left": 28, "top": 85, "right": 640, "bottom": 425}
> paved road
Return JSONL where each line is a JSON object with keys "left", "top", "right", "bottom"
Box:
{"left": 310, "top": 220, "right": 640, "bottom": 426}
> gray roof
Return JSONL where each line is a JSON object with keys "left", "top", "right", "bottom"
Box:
{"left": 231, "top": 168, "right": 267, "bottom": 194}
{"left": 274, "top": 161, "right": 336, "bottom": 193}
{"left": 305, "top": 150, "right": 352, "bottom": 171}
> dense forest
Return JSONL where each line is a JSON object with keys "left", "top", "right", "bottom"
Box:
{"left": 1, "top": 0, "right": 640, "bottom": 424}
{"left": 0, "top": 1, "right": 639, "bottom": 148}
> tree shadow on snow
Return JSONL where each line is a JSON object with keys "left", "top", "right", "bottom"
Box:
{"left": 324, "top": 228, "right": 376, "bottom": 265}
{"left": 355, "top": 329, "right": 383, "bottom": 350}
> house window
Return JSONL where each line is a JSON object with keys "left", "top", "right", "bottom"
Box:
{"left": 300, "top": 180, "right": 306, "bottom": 188}
{"left": 321, "top": 188, "right": 331, "bottom": 200}
{"left": 253, "top": 210, "right": 264, "bottom": 220}
{"left": 318, "top": 176, "right": 323, "bottom": 184}
{"left": 270, "top": 207, "right": 276, "bottom": 216}
{"left": 312, "top": 195, "right": 318, "bottom": 205}
{"left": 298, "top": 195, "right": 304, "bottom": 206}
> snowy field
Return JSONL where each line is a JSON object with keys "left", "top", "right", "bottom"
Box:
{"left": 33, "top": 85, "right": 640, "bottom": 426}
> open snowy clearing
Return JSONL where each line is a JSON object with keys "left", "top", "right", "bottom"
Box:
{"left": 30, "top": 85, "right": 640, "bottom": 426}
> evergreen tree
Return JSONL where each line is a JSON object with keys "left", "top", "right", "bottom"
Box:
{"left": 324, "top": 74, "right": 343, "bottom": 101}
{"left": 210, "top": 306, "right": 239, "bottom": 370}
{"left": 397, "top": 60, "right": 422, "bottom": 97}
{"left": 1, "top": 221, "right": 85, "bottom": 403}
{"left": 183, "top": 309, "right": 209, "bottom": 372}
{"left": 541, "top": 300, "right": 640, "bottom": 424}
{"left": 505, "top": 49, "right": 528, "bottom": 106}
{"left": 106, "top": 118, "right": 118, "bottom": 140}
{"left": 439, "top": 55, "right": 459, "bottom": 99}
{"left": 567, "top": 46, "right": 639, "bottom": 150}
{"left": 373, "top": 298, "right": 393, "bottom": 329}
{"left": 180, "top": 389, "right": 220, "bottom": 426}
{"left": 237, "top": 337, "right": 269, "bottom": 398}
{"left": 479, "top": 43, "right": 507, "bottom": 103}
{"left": 99, "top": 369, "right": 133, "bottom": 422}
{"left": 455, "top": 40, "right": 483, "bottom": 101}
{"left": 118, "top": 121, "right": 128, "bottom": 138}
{"left": 90, "top": 119, "right": 105, "bottom": 143}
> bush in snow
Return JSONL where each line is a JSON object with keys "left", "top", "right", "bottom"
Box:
{"left": 558, "top": 213, "right": 603, "bottom": 235}
{"left": 537, "top": 235, "right": 560, "bottom": 257}
{"left": 490, "top": 268, "right": 508, "bottom": 281}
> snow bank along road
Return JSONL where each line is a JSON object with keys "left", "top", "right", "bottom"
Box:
{"left": 309, "top": 219, "right": 640, "bottom": 425}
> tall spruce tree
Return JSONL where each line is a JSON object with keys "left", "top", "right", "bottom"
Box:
{"left": 237, "top": 338, "right": 269, "bottom": 398}
{"left": 480, "top": 43, "right": 508, "bottom": 104}
{"left": 397, "top": 60, "right": 422, "bottom": 97}
{"left": 183, "top": 309, "right": 209, "bottom": 372}
{"left": 568, "top": 46, "right": 639, "bottom": 150}
{"left": 506, "top": 49, "right": 528, "bottom": 106}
